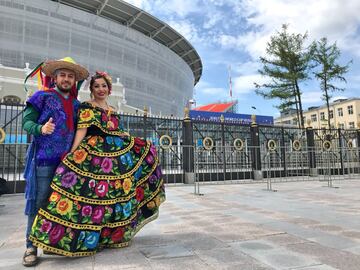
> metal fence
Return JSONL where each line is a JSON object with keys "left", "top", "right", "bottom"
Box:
{"left": 1, "top": 103, "right": 359, "bottom": 194}
{"left": 193, "top": 145, "right": 360, "bottom": 194}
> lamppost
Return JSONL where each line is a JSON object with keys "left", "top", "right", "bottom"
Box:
{"left": 189, "top": 99, "right": 196, "bottom": 109}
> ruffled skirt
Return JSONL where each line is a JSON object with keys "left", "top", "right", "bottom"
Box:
{"left": 29, "top": 134, "right": 165, "bottom": 256}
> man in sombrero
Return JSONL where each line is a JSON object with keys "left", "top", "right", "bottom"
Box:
{"left": 22, "top": 57, "right": 88, "bottom": 267}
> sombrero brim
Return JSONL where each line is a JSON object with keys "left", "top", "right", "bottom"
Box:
{"left": 42, "top": 60, "right": 89, "bottom": 81}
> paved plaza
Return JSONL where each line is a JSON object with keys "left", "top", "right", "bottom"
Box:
{"left": 1, "top": 179, "right": 360, "bottom": 269}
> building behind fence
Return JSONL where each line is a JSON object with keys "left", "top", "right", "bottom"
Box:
{"left": 1, "top": 103, "right": 360, "bottom": 193}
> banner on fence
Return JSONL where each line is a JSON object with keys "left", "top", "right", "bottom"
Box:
{"left": 189, "top": 110, "right": 274, "bottom": 125}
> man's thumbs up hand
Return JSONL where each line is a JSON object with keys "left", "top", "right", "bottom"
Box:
{"left": 41, "top": 117, "right": 55, "bottom": 135}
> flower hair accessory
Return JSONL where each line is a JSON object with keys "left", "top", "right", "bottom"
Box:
{"left": 96, "top": 71, "right": 112, "bottom": 84}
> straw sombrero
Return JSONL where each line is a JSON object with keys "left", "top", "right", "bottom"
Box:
{"left": 42, "top": 57, "right": 89, "bottom": 81}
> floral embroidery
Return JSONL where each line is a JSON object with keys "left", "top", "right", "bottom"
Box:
{"left": 88, "top": 136, "right": 98, "bottom": 147}
{"left": 123, "top": 178, "right": 132, "bottom": 195}
{"left": 88, "top": 179, "right": 96, "bottom": 189}
{"left": 80, "top": 109, "right": 94, "bottom": 122}
{"left": 81, "top": 205, "right": 92, "bottom": 217}
{"left": 136, "top": 187, "right": 144, "bottom": 202}
{"left": 91, "top": 157, "right": 101, "bottom": 166}
{"left": 84, "top": 232, "right": 100, "bottom": 249}
{"left": 49, "top": 192, "right": 61, "bottom": 203}
{"left": 73, "top": 149, "right": 88, "bottom": 164}
{"left": 61, "top": 172, "right": 77, "bottom": 188}
{"left": 111, "top": 227, "right": 124, "bottom": 243}
{"left": 101, "top": 157, "right": 113, "bottom": 173}
{"left": 147, "top": 200, "right": 156, "bottom": 210}
{"left": 114, "top": 180, "right": 122, "bottom": 190}
{"left": 91, "top": 206, "right": 105, "bottom": 224}
{"left": 49, "top": 224, "right": 65, "bottom": 245}
{"left": 95, "top": 181, "right": 109, "bottom": 198}
{"left": 40, "top": 220, "right": 53, "bottom": 233}
{"left": 56, "top": 198, "right": 73, "bottom": 215}
{"left": 123, "top": 201, "right": 132, "bottom": 218}
{"left": 29, "top": 102, "right": 165, "bottom": 256}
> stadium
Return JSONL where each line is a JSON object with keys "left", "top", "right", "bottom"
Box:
{"left": 0, "top": 0, "right": 202, "bottom": 116}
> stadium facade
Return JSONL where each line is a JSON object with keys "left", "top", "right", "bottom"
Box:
{"left": 0, "top": 0, "right": 202, "bottom": 116}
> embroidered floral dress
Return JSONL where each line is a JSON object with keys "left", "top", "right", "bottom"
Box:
{"left": 29, "top": 102, "right": 165, "bottom": 256}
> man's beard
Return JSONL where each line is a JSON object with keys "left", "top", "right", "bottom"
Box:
{"left": 57, "top": 85, "right": 72, "bottom": 93}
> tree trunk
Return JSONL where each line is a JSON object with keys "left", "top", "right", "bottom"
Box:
{"left": 293, "top": 89, "right": 301, "bottom": 128}
{"left": 323, "top": 76, "right": 331, "bottom": 128}
{"left": 295, "top": 81, "right": 304, "bottom": 128}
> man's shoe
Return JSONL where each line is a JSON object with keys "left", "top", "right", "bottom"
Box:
{"left": 22, "top": 247, "right": 38, "bottom": 267}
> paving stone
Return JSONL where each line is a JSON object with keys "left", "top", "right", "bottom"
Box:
{"left": 0, "top": 246, "right": 26, "bottom": 270}
{"left": 287, "top": 242, "right": 360, "bottom": 270}
{"left": 35, "top": 256, "right": 93, "bottom": 270}
{"left": 93, "top": 248, "right": 149, "bottom": 270}
{"left": 263, "top": 233, "right": 308, "bottom": 246}
{"left": 139, "top": 244, "right": 194, "bottom": 259}
{"left": 2, "top": 180, "right": 360, "bottom": 269}
{"left": 230, "top": 240, "right": 322, "bottom": 269}
{"left": 148, "top": 255, "right": 214, "bottom": 270}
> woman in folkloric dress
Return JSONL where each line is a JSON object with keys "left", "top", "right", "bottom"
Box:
{"left": 29, "top": 71, "right": 165, "bottom": 256}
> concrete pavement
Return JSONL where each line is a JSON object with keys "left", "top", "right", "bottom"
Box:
{"left": 1, "top": 179, "right": 360, "bottom": 269}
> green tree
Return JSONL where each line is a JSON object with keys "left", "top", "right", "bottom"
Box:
{"left": 312, "top": 37, "right": 351, "bottom": 128}
{"left": 255, "top": 24, "right": 314, "bottom": 128}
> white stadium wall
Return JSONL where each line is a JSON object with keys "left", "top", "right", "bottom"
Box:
{"left": 0, "top": 0, "right": 197, "bottom": 116}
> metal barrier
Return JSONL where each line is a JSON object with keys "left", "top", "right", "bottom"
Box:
{"left": 193, "top": 145, "right": 360, "bottom": 195}
{"left": 1, "top": 103, "right": 359, "bottom": 194}
{"left": 0, "top": 104, "right": 29, "bottom": 193}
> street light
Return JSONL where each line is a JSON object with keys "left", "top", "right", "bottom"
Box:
{"left": 188, "top": 99, "right": 196, "bottom": 109}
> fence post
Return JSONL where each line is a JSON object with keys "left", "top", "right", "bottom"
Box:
{"left": 250, "top": 115, "right": 262, "bottom": 180}
{"left": 220, "top": 115, "right": 226, "bottom": 181}
{"left": 306, "top": 126, "right": 317, "bottom": 176}
{"left": 281, "top": 127, "right": 287, "bottom": 177}
{"left": 338, "top": 128, "right": 344, "bottom": 175}
{"left": 182, "top": 107, "right": 194, "bottom": 184}
{"left": 357, "top": 125, "right": 360, "bottom": 161}
{"left": 143, "top": 106, "right": 148, "bottom": 139}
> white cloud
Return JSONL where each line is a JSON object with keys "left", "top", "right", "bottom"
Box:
{"left": 126, "top": 0, "right": 201, "bottom": 18}
{"left": 200, "top": 87, "right": 227, "bottom": 96}
{"left": 195, "top": 81, "right": 226, "bottom": 95}
{"left": 166, "top": 20, "right": 201, "bottom": 43}
{"left": 233, "top": 61, "right": 261, "bottom": 75}
{"left": 330, "top": 96, "right": 349, "bottom": 102}
{"left": 218, "top": 0, "right": 360, "bottom": 59}
{"left": 233, "top": 74, "right": 268, "bottom": 95}
{"left": 194, "top": 80, "right": 229, "bottom": 103}
{"left": 301, "top": 91, "right": 323, "bottom": 104}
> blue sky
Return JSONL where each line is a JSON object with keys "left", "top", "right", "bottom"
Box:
{"left": 127, "top": 0, "right": 360, "bottom": 117}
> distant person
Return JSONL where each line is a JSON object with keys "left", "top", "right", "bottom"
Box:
{"left": 22, "top": 57, "right": 88, "bottom": 267}
{"left": 28, "top": 71, "right": 165, "bottom": 257}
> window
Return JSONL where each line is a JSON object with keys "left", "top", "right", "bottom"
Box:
{"left": 347, "top": 105, "right": 353, "bottom": 115}
{"left": 329, "top": 110, "right": 334, "bottom": 119}
{"left": 311, "top": 114, "right": 317, "bottom": 122}
{"left": 349, "top": 122, "right": 355, "bottom": 129}
{"left": 338, "top": 123, "right": 345, "bottom": 129}
{"left": 338, "top": 108, "right": 343, "bottom": 117}
{"left": 320, "top": 112, "right": 325, "bottom": 120}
